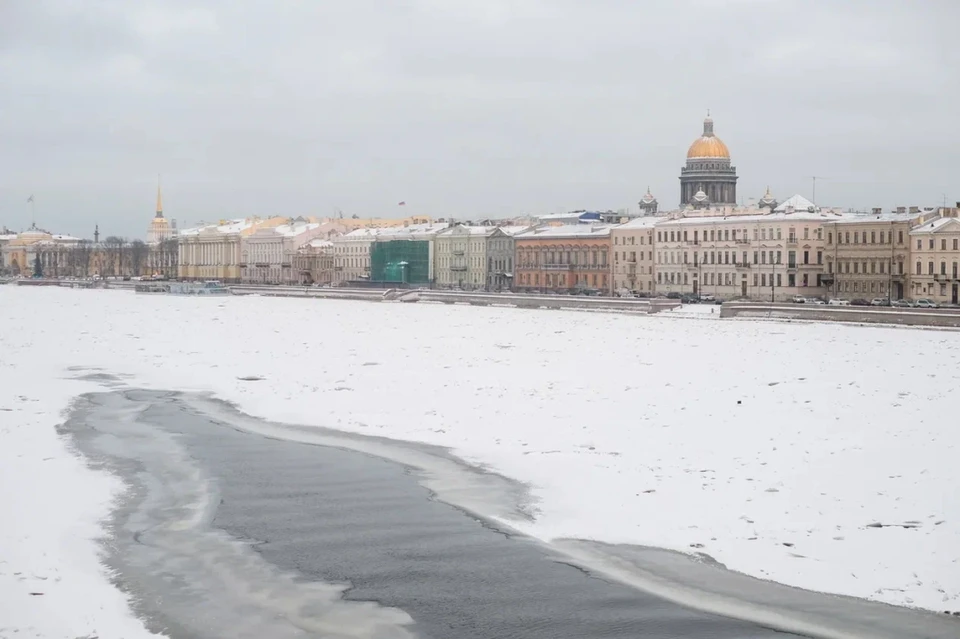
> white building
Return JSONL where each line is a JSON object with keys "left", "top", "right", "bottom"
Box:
{"left": 178, "top": 217, "right": 286, "bottom": 282}
{"left": 240, "top": 218, "right": 338, "bottom": 285}
{"left": 434, "top": 225, "right": 529, "bottom": 290}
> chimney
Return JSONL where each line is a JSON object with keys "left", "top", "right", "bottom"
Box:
{"left": 896, "top": 206, "right": 906, "bottom": 214}
{"left": 909, "top": 206, "right": 919, "bottom": 214}
{"left": 871, "top": 208, "right": 882, "bottom": 215}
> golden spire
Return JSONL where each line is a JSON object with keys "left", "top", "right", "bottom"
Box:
{"left": 155, "top": 174, "right": 164, "bottom": 218}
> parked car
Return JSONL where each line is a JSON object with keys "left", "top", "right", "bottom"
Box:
{"left": 700, "top": 294, "right": 716, "bottom": 302}
{"left": 851, "top": 298, "right": 871, "bottom": 306}
{"left": 891, "top": 299, "right": 913, "bottom": 307}
{"left": 828, "top": 299, "right": 850, "bottom": 306}
{"left": 914, "top": 298, "right": 938, "bottom": 308}
{"left": 790, "top": 295, "right": 806, "bottom": 303}
{"left": 807, "top": 298, "right": 825, "bottom": 305}
{"left": 680, "top": 294, "right": 699, "bottom": 304}
{"left": 870, "top": 298, "right": 889, "bottom": 306}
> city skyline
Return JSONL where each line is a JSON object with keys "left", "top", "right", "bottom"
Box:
{"left": 1, "top": 1, "right": 958, "bottom": 238}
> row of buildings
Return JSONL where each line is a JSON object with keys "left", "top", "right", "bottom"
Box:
{"left": 4, "top": 116, "right": 958, "bottom": 304}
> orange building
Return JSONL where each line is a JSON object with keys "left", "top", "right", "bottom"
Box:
{"left": 514, "top": 225, "right": 612, "bottom": 293}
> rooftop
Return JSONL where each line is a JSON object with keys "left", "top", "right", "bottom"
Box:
{"left": 657, "top": 210, "right": 851, "bottom": 226}
{"left": 614, "top": 217, "right": 662, "bottom": 230}
{"left": 516, "top": 224, "right": 614, "bottom": 239}
{"left": 910, "top": 216, "right": 960, "bottom": 235}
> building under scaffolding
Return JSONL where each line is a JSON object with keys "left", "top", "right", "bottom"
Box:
{"left": 370, "top": 240, "right": 431, "bottom": 285}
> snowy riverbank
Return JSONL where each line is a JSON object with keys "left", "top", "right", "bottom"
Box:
{"left": 1, "top": 287, "right": 957, "bottom": 635}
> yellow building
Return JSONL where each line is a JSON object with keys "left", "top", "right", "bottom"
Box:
{"left": 1, "top": 226, "right": 81, "bottom": 276}
{"left": 336, "top": 215, "right": 431, "bottom": 230}
{"left": 178, "top": 217, "right": 287, "bottom": 282}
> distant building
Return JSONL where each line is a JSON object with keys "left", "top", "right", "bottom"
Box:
{"left": 679, "top": 114, "right": 738, "bottom": 207}
{"left": 292, "top": 239, "right": 336, "bottom": 286}
{"left": 241, "top": 218, "right": 344, "bottom": 285}
{"left": 638, "top": 188, "right": 659, "bottom": 216}
{"left": 146, "top": 178, "right": 177, "bottom": 245}
{"left": 537, "top": 211, "right": 603, "bottom": 226}
{"left": 610, "top": 217, "right": 659, "bottom": 295}
{"left": 514, "top": 224, "right": 613, "bottom": 293}
{"left": 332, "top": 222, "right": 449, "bottom": 285}
{"left": 178, "top": 217, "right": 287, "bottom": 283}
{"left": 434, "top": 224, "right": 530, "bottom": 290}
{"left": 653, "top": 195, "right": 844, "bottom": 301}
{"left": 908, "top": 215, "right": 960, "bottom": 304}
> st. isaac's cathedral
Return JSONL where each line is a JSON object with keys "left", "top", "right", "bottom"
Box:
{"left": 678, "top": 114, "right": 739, "bottom": 208}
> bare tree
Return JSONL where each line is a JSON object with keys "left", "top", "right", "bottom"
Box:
{"left": 103, "top": 236, "right": 126, "bottom": 277}
{"left": 130, "top": 240, "right": 147, "bottom": 277}
{"left": 158, "top": 238, "right": 178, "bottom": 278}
{"left": 73, "top": 240, "right": 92, "bottom": 277}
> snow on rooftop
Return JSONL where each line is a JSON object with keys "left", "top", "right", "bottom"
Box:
{"left": 773, "top": 194, "right": 818, "bottom": 212}
{"left": 909, "top": 216, "right": 960, "bottom": 234}
{"left": 516, "top": 224, "right": 614, "bottom": 239}
{"left": 657, "top": 210, "right": 849, "bottom": 226}
{"left": 614, "top": 217, "right": 662, "bottom": 230}
{"left": 273, "top": 222, "right": 320, "bottom": 237}
{"left": 829, "top": 212, "right": 924, "bottom": 225}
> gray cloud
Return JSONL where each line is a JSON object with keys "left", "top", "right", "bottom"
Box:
{"left": 1, "top": 0, "right": 958, "bottom": 237}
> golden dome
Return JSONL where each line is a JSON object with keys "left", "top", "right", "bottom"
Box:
{"left": 686, "top": 116, "right": 730, "bottom": 159}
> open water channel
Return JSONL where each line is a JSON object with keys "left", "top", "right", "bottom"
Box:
{"left": 59, "top": 380, "right": 957, "bottom": 639}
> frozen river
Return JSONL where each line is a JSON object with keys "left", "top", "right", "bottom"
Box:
{"left": 59, "top": 386, "right": 956, "bottom": 638}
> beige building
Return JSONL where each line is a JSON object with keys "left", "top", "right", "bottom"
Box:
{"left": 240, "top": 218, "right": 345, "bottom": 285}
{"left": 178, "top": 217, "right": 285, "bottom": 282}
{"left": 434, "top": 225, "right": 529, "bottom": 290}
{"left": 292, "top": 239, "right": 335, "bottom": 285}
{"left": 610, "top": 217, "right": 658, "bottom": 295}
{"left": 654, "top": 195, "right": 842, "bottom": 301}
{"left": 909, "top": 216, "right": 960, "bottom": 304}
{"left": 821, "top": 212, "right": 922, "bottom": 302}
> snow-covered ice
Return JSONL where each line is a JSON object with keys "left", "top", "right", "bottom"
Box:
{"left": 1, "top": 287, "right": 958, "bottom": 635}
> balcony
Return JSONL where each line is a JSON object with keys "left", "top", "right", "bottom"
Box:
{"left": 735, "top": 262, "right": 751, "bottom": 270}
{"left": 787, "top": 262, "right": 797, "bottom": 270}
{"left": 735, "top": 238, "right": 750, "bottom": 244}
{"left": 451, "top": 265, "right": 467, "bottom": 272}
{"left": 934, "top": 273, "right": 945, "bottom": 281}
{"left": 544, "top": 263, "right": 574, "bottom": 270}
{"left": 787, "top": 236, "right": 798, "bottom": 245}
{"left": 453, "top": 250, "right": 465, "bottom": 256}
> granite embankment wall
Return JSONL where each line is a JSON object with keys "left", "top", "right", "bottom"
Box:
{"left": 720, "top": 303, "right": 960, "bottom": 328}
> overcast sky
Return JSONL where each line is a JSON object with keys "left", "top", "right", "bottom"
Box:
{"left": 1, "top": 0, "right": 958, "bottom": 238}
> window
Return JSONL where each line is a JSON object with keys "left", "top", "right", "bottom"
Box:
{"left": 941, "top": 284, "right": 947, "bottom": 296}
{"left": 928, "top": 261, "right": 934, "bottom": 275}
{"left": 845, "top": 232, "right": 851, "bottom": 243}
{"left": 803, "top": 250, "right": 809, "bottom": 265}
{"left": 804, "top": 228, "right": 809, "bottom": 239}
{"left": 742, "top": 251, "right": 747, "bottom": 264}
{"left": 854, "top": 232, "right": 859, "bottom": 244}
{"left": 898, "top": 230, "right": 904, "bottom": 244}
{"left": 879, "top": 231, "right": 885, "bottom": 244}
{"left": 916, "top": 262, "right": 923, "bottom": 275}
{"left": 761, "top": 273, "right": 766, "bottom": 286}
{"left": 788, "top": 273, "right": 796, "bottom": 287}
{"left": 854, "top": 262, "right": 859, "bottom": 274}
{"left": 917, "top": 239, "right": 922, "bottom": 250}
{"left": 880, "top": 261, "right": 885, "bottom": 274}
{"left": 941, "top": 261, "right": 947, "bottom": 275}
{"left": 871, "top": 231, "right": 876, "bottom": 243}
{"left": 930, "top": 239, "right": 934, "bottom": 250}
{"left": 828, "top": 232, "right": 833, "bottom": 244}
{"left": 683, "top": 231, "right": 688, "bottom": 242}
{"left": 776, "top": 229, "right": 782, "bottom": 240}
{"left": 942, "top": 239, "right": 947, "bottom": 251}
{"left": 954, "top": 239, "right": 959, "bottom": 251}
{"left": 753, "top": 273, "right": 758, "bottom": 286}
{"left": 776, "top": 273, "right": 782, "bottom": 287}
{"left": 753, "top": 251, "right": 758, "bottom": 264}
{"left": 817, "top": 251, "right": 822, "bottom": 265}
{"left": 788, "top": 250, "right": 796, "bottom": 267}
{"left": 776, "top": 251, "right": 781, "bottom": 264}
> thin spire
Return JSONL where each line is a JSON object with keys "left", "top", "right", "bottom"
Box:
{"left": 155, "top": 174, "right": 164, "bottom": 218}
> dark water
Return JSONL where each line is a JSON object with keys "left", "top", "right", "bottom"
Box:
{"left": 60, "top": 387, "right": 960, "bottom": 639}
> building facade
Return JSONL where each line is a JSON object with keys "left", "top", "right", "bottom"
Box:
{"left": 909, "top": 216, "right": 960, "bottom": 304}
{"left": 332, "top": 222, "right": 448, "bottom": 285}
{"left": 679, "top": 115, "right": 738, "bottom": 207}
{"left": 178, "top": 217, "right": 285, "bottom": 283}
{"left": 434, "top": 225, "right": 527, "bottom": 290}
{"left": 240, "top": 218, "right": 345, "bottom": 285}
{"left": 610, "top": 217, "right": 658, "bottom": 295}
{"left": 514, "top": 224, "right": 612, "bottom": 293}
{"left": 821, "top": 212, "right": 920, "bottom": 302}
{"left": 654, "top": 196, "right": 840, "bottom": 301}
{"left": 292, "top": 239, "right": 335, "bottom": 285}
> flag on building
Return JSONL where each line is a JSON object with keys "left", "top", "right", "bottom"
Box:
{"left": 27, "top": 195, "right": 34, "bottom": 203}
{"left": 398, "top": 201, "right": 406, "bottom": 206}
